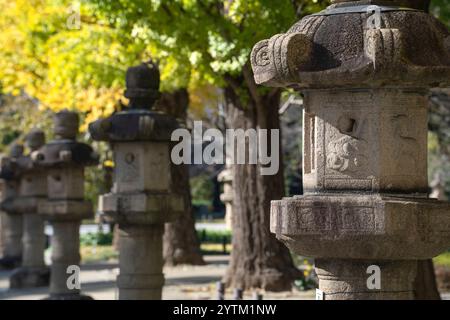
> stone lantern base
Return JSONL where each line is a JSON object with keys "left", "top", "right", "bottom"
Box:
{"left": 271, "top": 193, "right": 450, "bottom": 299}
{"left": 39, "top": 200, "right": 93, "bottom": 300}
{"left": 0, "top": 213, "right": 22, "bottom": 270}
{"left": 315, "top": 259, "right": 416, "bottom": 300}
{"left": 10, "top": 266, "right": 50, "bottom": 289}
{"left": 10, "top": 197, "right": 50, "bottom": 288}
{"left": 99, "top": 192, "right": 183, "bottom": 300}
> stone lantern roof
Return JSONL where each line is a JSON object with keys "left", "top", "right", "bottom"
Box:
{"left": 5, "top": 129, "right": 48, "bottom": 177}
{"left": 251, "top": 0, "right": 450, "bottom": 89}
{"left": 89, "top": 61, "right": 178, "bottom": 142}
{"left": 37, "top": 110, "right": 98, "bottom": 168}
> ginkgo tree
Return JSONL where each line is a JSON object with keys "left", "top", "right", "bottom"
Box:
{"left": 0, "top": 0, "right": 208, "bottom": 266}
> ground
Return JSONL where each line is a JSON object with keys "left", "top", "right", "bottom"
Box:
{"left": 0, "top": 255, "right": 316, "bottom": 300}
{"left": 1, "top": 222, "right": 448, "bottom": 300}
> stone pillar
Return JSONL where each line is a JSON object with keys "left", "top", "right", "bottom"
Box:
{"left": 251, "top": 0, "right": 450, "bottom": 300}
{"left": 0, "top": 144, "right": 24, "bottom": 269}
{"left": 89, "top": 61, "right": 182, "bottom": 300}
{"left": 37, "top": 111, "right": 98, "bottom": 300}
{"left": 218, "top": 164, "right": 233, "bottom": 230}
{"left": 9, "top": 130, "right": 50, "bottom": 288}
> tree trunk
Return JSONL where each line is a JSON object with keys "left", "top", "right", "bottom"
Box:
{"left": 223, "top": 66, "right": 301, "bottom": 291}
{"left": 410, "top": 1, "right": 442, "bottom": 299}
{"left": 156, "top": 89, "right": 205, "bottom": 266}
{"left": 0, "top": 211, "right": 4, "bottom": 257}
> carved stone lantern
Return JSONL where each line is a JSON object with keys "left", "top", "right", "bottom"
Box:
{"left": 251, "top": 0, "right": 450, "bottom": 299}
{"left": 218, "top": 165, "right": 233, "bottom": 230}
{"left": 0, "top": 144, "right": 24, "bottom": 269}
{"left": 9, "top": 130, "right": 50, "bottom": 288}
{"left": 89, "top": 61, "right": 182, "bottom": 300}
{"left": 37, "top": 111, "right": 98, "bottom": 300}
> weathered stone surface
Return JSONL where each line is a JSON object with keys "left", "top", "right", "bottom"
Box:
{"left": 116, "top": 225, "right": 165, "bottom": 300}
{"left": 37, "top": 111, "right": 96, "bottom": 299}
{"left": 252, "top": 0, "right": 450, "bottom": 300}
{"left": 251, "top": 1, "right": 450, "bottom": 89}
{"left": 53, "top": 111, "right": 80, "bottom": 140}
{"left": 89, "top": 111, "right": 178, "bottom": 142}
{"left": 0, "top": 145, "right": 24, "bottom": 269}
{"left": 302, "top": 89, "right": 428, "bottom": 193}
{"left": 38, "top": 200, "right": 92, "bottom": 221}
{"left": 315, "top": 259, "right": 416, "bottom": 300}
{"left": 99, "top": 193, "right": 183, "bottom": 225}
{"left": 0, "top": 209, "right": 22, "bottom": 269}
{"left": 89, "top": 61, "right": 180, "bottom": 300}
{"left": 7, "top": 130, "right": 50, "bottom": 288}
{"left": 9, "top": 266, "right": 50, "bottom": 289}
{"left": 112, "top": 142, "right": 171, "bottom": 193}
{"left": 271, "top": 194, "right": 450, "bottom": 260}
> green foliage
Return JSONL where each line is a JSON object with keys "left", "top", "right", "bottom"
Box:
{"left": 80, "top": 232, "right": 113, "bottom": 246}
{"left": 434, "top": 251, "right": 450, "bottom": 267}
{"left": 197, "top": 229, "right": 231, "bottom": 244}
{"left": 82, "top": 0, "right": 298, "bottom": 87}
{"left": 190, "top": 173, "right": 214, "bottom": 207}
{"left": 80, "top": 245, "right": 118, "bottom": 262}
{"left": 431, "top": 0, "right": 450, "bottom": 27}
{"left": 0, "top": 0, "right": 330, "bottom": 127}
{"left": 0, "top": 94, "right": 53, "bottom": 152}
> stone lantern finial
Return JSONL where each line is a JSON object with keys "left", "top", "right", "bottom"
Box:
{"left": 53, "top": 110, "right": 79, "bottom": 140}
{"left": 25, "top": 130, "right": 46, "bottom": 151}
{"left": 124, "top": 61, "right": 161, "bottom": 110}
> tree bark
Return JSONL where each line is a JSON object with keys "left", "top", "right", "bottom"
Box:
{"left": 410, "top": 0, "right": 442, "bottom": 300}
{"left": 223, "top": 65, "right": 301, "bottom": 291}
{"left": 156, "top": 89, "right": 205, "bottom": 266}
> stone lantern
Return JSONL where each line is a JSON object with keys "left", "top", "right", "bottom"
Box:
{"left": 218, "top": 164, "right": 233, "bottom": 230}
{"left": 9, "top": 130, "right": 50, "bottom": 288}
{"left": 251, "top": 0, "right": 450, "bottom": 299}
{"left": 0, "top": 144, "right": 24, "bottom": 269}
{"left": 89, "top": 61, "right": 182, "bottom": 300}
{"left": 37, "top": 111, "right": 98, "bottom": 300}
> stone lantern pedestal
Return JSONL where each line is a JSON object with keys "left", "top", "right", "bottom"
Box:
{"left": 37, "top": 111, "right": 98, "bottom": 300}
{"left": 0, "top": 145, "right": 24, "bottom": 270}
{"left": 251, "top": 0, "right": 450, "bottom": 299}
{"left": 89, "top": 61, "right": 182, "bottom": 300}
{"left": 9, "top": 130, "right": 50, "bottom": 288}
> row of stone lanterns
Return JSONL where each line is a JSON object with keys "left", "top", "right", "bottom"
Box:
{"left": 0, "top": 112, "right": 98, "bottom": 299}
{"left": 2, "top": 0, "right": 449, "bottom": 299}
{"left": 0, "top": 61, "right": 182, "bottom": 300}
